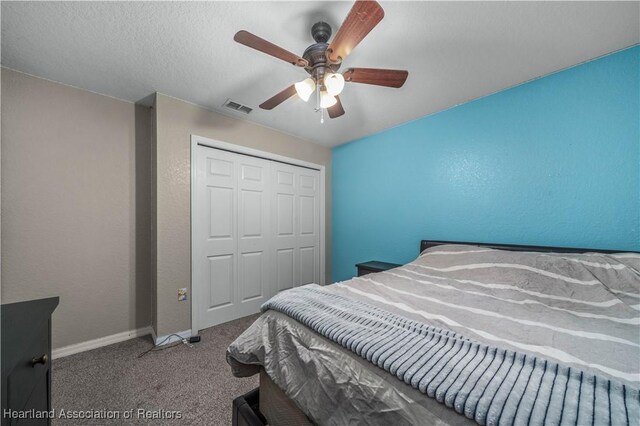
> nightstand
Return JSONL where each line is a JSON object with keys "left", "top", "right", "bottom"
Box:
{"left": 356, "top": 261, "right": 402, "bottom": 277}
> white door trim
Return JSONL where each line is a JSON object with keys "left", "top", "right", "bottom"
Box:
{"left": 190, "top": 135, "right": 326, "bottom": 334}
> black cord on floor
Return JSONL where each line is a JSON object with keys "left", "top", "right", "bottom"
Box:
{"left": 137, "top": 334, "right": 188, "bottom": 358}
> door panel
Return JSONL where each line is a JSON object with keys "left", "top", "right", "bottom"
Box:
{"left": 276, "top": 170, "right": 294, "bottom": 186}
{"left": 209, "top": 187, "right": 233, "bottom": 239}
{"left": 299, "top": 174, "right": 316, "bottom": 190}
{"left": 299, "top": 246, "right": 316, "bottom": 286}
{"left": 195, "top": 147, "right": 272, "bottom": 329}
{"left": 276, "top": 249, "right": 295, "bottom": 291}
{"left": 241, "top": 164, "right": 263, "bottom": 181}
{"left": 240, "top": 190, "right": 263, "bottom": 237}
{"left": 210, "top": 157, "right": 233, "bottom": 177}
{"left": 240, "top": 251, "right": 264, "bottom": 301}
{"left": 271, "top": 163, "right": 298, "bottom": 289}
{"left": 208, "top": 255, "right": 233, "bottom": 309}
{"left": 271, "top": 163, "right": 320, "bottom": 289}
{"left": 237, "top": 155, "right": 271, "bottom": 316}
{"left": 196, "top": 148, "right": 239, "bottom": 328}
{"left": 299, "top": 196, "right": 315, "bottom": 236}
{"left": 276, "top": 194, "right": 294, "bottom": 236}
{"left": 297, "top": 170, "right": 320, "bottom": 285}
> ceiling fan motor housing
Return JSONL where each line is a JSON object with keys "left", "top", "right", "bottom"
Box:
{"left": 311, "top": 21, "right": 332, "bottom": 43}
{"left": 304, "top": 22, "right": 340, "bottom": 81}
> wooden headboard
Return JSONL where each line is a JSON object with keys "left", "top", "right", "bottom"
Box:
{"left": 419, "top": 240, "right": 630, "bottom": 255}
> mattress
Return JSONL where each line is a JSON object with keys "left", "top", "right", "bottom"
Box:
{"left": 259, "top": 369, "right": 313, "bottom": 426}
{"left": 228, "top": 244, "right": 640, "bottom": 425}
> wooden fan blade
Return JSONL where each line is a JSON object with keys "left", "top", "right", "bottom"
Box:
{"left": 234, "top": 30, "right": 308, "bottom": 67}
{"left": 326, "top": 0, "right": 384, "bottom": 64}
{"left": 259, "top": 85, "right": 297, "bottom": 110}
{"left": 343, "top": 68, "right": 408, "bottom": 88}
{"left": 328, "top": 96, "right": 345, "bottom": 118}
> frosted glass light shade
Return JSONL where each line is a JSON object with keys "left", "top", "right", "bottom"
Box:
{"left": 294, "top": 78, "right": 316, "bottom": 102}
{"left": 320, "top": 90, "right": 337, "bottom": 108}
{"left": 324, "top": 73, "right": 345, "bottom": 96}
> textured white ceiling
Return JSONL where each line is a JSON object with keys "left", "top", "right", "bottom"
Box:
{"left": 2, "top": 1, "right": 638, "bottom": 147}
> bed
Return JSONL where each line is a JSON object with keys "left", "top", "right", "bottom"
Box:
{"left": 227, "top": 240, "right": 640, "bottom": 425}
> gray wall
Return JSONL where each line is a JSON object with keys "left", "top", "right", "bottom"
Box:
{"left": 154, "top": 94, "right": 332, "bottom": 337}
{"left": 0, "top": 69, "right": 332, "bottom": 348}
{"left": 1, "top": 69, "right": 153, "bottom": 349}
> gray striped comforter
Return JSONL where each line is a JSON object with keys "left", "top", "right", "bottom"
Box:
{"left": 331, "top": 245, "right": 640, "bottom": 388}
{"left": 236, "top": 245, "right": 640, "bottom": 424}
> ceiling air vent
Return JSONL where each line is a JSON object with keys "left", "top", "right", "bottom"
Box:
{"left": 223, "top": 99, "right": 253, "bottom": 114}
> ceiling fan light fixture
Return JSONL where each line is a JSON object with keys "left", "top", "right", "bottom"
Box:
{"left": 324, "top": 73, "right": 345, "bottom": 96}
{"left": 294, "top": 78, "right": 316, "bottom": 102}
{"left": 320, "top": 90, "right": 337, "bottom": 109}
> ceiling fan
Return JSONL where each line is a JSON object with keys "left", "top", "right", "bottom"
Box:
{"left": 233, "top": 0, "right": 408, "bottom": 123}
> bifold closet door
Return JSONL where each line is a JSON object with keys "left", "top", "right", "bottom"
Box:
{"left": 195, "top": 145, "right": 320, "bottom": 330}
{"left": 194, "top": 146, "right": 272, "bottom": 330}
{"left": 271, "top": 163, "right": 320, "bottom": 291}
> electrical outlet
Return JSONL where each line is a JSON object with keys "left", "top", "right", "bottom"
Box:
{"left": 178, "top": 288, "right": 187, "bottom": 301}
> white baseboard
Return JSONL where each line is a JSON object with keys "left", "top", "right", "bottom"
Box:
{"left": 52, "top": 326, "right": 153, "bottom": 359}
{"left": 153, "top": 329, "right": 192, "bottom": 346}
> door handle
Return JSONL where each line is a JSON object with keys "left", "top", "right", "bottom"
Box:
{"left": 31, "top": 354, "right": 48, "bottom": 367}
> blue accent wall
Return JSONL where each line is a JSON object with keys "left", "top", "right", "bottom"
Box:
{"left": 332, "top": 46, "right": 640, "bottom": 282}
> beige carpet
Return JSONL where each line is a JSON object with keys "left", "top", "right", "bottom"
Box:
{"left": 52, "top": 314, "right": 260, "bottom": 425}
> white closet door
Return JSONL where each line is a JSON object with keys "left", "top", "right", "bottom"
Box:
{"left": 194, "top": 146, "right": 271, "bottom": 329}
{"left": 296, "top": 168, "right": 320, "bottom": 286}
{"left": 194, "top": 144, "right": 320, "bottom": 330}
{"left": 271, "top": 163, "right": 320, "bottom": 290}
{"left": 236, "top": 154, "right": 272, "bottom": 316}
{"left": 271, "top": 164, "right": 297, "bottom": 292}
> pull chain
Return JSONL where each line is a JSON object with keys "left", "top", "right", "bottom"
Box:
{"left": 315, "top": 83, "right": 324, "bottom": 124}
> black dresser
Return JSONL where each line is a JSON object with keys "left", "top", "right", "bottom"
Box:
{"left": 2, "top": 297, "right": 59, "bottom": 426}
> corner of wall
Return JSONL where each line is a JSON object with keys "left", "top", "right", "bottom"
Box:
{"left": 150, "top": 93, "right": 158, "bottom": 337}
